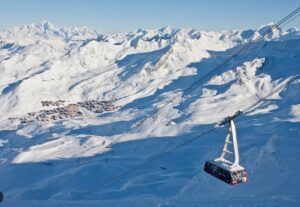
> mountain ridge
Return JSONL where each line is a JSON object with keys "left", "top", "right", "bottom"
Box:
{"left": 0, "top": 21, "right": 299, "bottom": 120}
{"left": 0, "top": 21, "right": 299, "bottom": 206}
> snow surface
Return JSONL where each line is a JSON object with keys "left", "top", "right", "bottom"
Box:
{"left": 0, "top": 21, "right": 299, "bottom": 206}
{"left": 289, "top": 104, "right": 300, "bottom": 122}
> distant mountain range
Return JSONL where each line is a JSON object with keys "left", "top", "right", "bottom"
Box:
{"left": 0, "top": 21, "right": 299, "bottom": 206}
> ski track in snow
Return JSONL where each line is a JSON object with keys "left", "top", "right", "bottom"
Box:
{"left": 0, "top": 21, "right": 300, "bottom": 206}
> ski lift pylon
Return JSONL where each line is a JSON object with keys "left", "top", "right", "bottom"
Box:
{"left": 204, "top": 116, "right": 248, "bottom": 185}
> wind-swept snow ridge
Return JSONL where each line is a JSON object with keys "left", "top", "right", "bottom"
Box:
{"left": 0, "top": 21, "right": 300, "bottom": 206}
{"left": 12, "top": 135, "right": 111, "bottom": 163}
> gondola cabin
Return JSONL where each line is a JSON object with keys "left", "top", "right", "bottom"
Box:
{"left": 204, "top": 161, "right": 248, "bottom": 185}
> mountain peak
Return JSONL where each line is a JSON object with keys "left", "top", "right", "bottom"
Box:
{"left": 159, "top": 26, "right": 175, "bottom": 34}
{"left": 39, "top": 20, "right": 56, "bottom": 30}
{"left": 257, "top": 23, "right": 282, "bottom": 39}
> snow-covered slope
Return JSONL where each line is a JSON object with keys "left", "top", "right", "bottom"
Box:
{"left": 0, "top": 21, "right": 299, "bottom": 206}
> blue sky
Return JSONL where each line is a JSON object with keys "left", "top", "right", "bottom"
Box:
{"left": 1, "top": 0, "right": 299, "bottom": 33}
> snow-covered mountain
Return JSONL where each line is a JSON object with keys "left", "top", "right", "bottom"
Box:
{"left": 0, "top": 21, "right": 299, "bottom": 206}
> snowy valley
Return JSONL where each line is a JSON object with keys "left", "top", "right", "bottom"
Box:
{"left": 0, "top": 21, "right": 299, "bottom": 206}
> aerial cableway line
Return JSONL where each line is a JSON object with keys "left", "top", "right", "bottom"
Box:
{"left": 95, "top": 6, "right": 300, "bottom": 189}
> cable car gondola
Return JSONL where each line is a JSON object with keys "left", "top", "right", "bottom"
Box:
{"left": 204, "top": 116, "right": 248, "bottom": 185}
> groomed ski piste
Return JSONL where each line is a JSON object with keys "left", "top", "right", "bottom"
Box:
{"left": 0, "top": 21, "right": 299, "bottom": 206}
